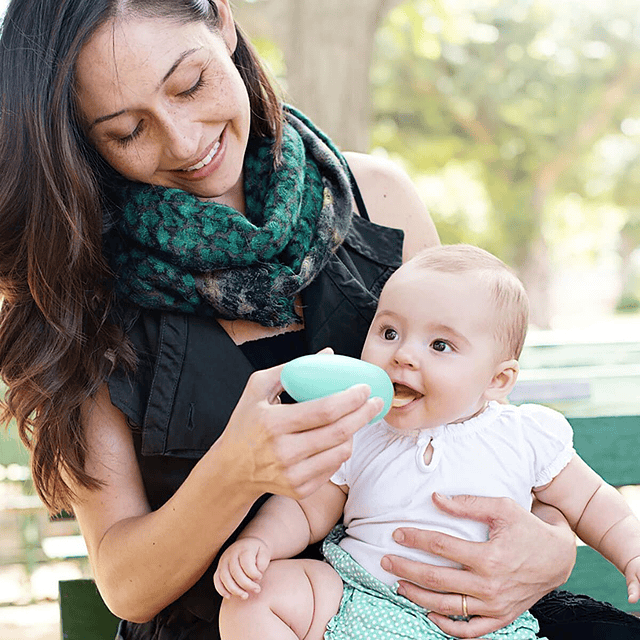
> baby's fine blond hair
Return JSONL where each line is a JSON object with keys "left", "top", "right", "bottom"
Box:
{"left": 408, "top": 244, "right": 530, "bottom": 360}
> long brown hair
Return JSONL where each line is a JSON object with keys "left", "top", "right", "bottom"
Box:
{"left": 0, "top": 0, "right": 283, "bottom": 512}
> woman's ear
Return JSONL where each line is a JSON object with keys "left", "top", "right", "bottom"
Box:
{"left": 484, "top": 359, "right": 519, "bottom": 402}
{"left": 214, "top": 0, "right": 238, "bottom": 54}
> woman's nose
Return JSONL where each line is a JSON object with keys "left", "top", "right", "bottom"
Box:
{"left": 160, "top": 110, "right": 200, "bottom": 161}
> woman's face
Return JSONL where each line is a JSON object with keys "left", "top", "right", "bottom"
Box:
{"left": 75, "top": 7, "right": 250, "bottom": 204}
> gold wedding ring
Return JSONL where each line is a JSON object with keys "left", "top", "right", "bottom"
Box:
{"left": 461, "top": 593, "right": 468, "bottom": 618}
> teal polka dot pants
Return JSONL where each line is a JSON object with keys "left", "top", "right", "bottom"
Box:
{"left": 322, "top": 527, "right": 545, "bottom": 640}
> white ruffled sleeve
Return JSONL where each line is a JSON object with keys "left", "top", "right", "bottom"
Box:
{"left": 330, "top": 460, "right": 349, "bottom": 487}
{"left": 519, "top": 404, "right": 576, "bottom": 488}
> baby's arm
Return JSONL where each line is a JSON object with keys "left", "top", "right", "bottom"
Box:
{"left": 214, "top": 482, "right": 347, "bottom": 599}
{"left": 535, "top": 454, "right": 640, "bottom": 602}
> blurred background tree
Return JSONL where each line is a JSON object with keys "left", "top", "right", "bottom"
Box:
{"left": 234, "top": 0, "right": 405, "bottom": 151}
{"left": 372, "top": 0, "right": 640, "bottom": 327}
{"left": 236, "top": 0, "right": 640, "bottom": 329}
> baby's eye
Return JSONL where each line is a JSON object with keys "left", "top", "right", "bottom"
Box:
{"left": 431, "top": 340, "right": 452, "bottom": 353}
{"left": 383, "top": 328, "right": 398, "bottom": 341}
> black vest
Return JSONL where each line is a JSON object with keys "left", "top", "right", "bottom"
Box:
{"left": 109, "top": 214, "right": 403, "bottom": 634}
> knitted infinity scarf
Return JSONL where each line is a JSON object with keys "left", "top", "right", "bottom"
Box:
{"left": 108, "top": 107, "right": 353, "bottom": 327}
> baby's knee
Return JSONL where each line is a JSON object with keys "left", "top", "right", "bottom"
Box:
{"left": 219, "top": 559, "right": 324, "bottom": 639}
{"left": 220, "top": 559, "right": 313, "bottom": 617}
{"left": 302, "top": 558, "right": 343, "bottom": 597}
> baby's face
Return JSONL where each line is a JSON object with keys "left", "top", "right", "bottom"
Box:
{"left": 361, "top": 264, "right": 503, "bottom": 431}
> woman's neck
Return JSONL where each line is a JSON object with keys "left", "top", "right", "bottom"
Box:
{"left": 199, "top": 174, "right": 246, "bottom": 214}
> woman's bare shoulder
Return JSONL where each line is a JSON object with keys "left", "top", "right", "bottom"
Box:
{"left": 343, "top": 152, "right": 439, "bottom": 261}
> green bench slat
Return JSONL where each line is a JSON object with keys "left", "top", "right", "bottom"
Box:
{"left": 563, "top": 546, "right": 633, "bottom": 613}
{"left": 59, "top": 579, "right": 120, "bottom": 640}
{"left": 563, "top": 414, "right": 640, "bottom": 611}
{"left": 569, "top": 415, "right": 640, "bottom": 488}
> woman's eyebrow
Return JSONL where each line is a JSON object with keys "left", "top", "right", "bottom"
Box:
{"left": 88, "top": 48, "right": 200, "bottom": 129}
{"left": 160, "top": 48, "right": 199, "bottom": 86}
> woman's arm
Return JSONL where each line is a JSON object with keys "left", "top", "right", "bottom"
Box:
{"left": 72, "top": 368, "right": 383, "bottom": 623}
{"left": 344, "top": 151, "right": 440, "bottom": 261}
{"left": 380, "top": 493, "right": 576, "bottom": 639}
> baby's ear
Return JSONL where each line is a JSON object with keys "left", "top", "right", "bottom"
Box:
{"left": 484, "top": 359, "right": 519, "bottom": 402}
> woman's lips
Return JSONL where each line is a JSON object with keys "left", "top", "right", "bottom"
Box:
{"left": 185, "top": 139, "right": 221, "bottom": 171}
{"left": 391, "top": 383, "right": 424, "bottom": 408}
{"left": 179, "top": 127, "right": 227, "bottom": 179}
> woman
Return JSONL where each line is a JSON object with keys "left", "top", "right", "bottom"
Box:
{"left": 0, "top": 1, "right": 636, "bottom": 639}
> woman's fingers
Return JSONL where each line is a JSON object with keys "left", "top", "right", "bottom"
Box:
{"left": 279, "top": 436, "right": 359, "bottom": 498}
{"left": 245, "top": 363, "right": 288, "bottom": 405}
{"left": 383, "top": 556, "right": 484, "bottom": 606}
{"left": 274, "top": 384, "right": 378, "bottom": 435}
{"left": 385, "top": 494, "right": 577, "bottom": 628}
{"left": 430, "top": 492, "right": 517, "bottom": 527}
{"left": 389, "top": 527, "right": 486, "bottom": 574}
{"left": 277, "top": 394, "right": 383, "bottom": 459}
{"left": 427, "top": 612, "right": 514, "bottom": 639}
{"left": 275, "top": 399, "right": 383, "bottom": 497}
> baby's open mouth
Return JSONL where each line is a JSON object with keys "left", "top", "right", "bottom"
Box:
{"left": 392, "top": 383, "right": 424, "bottom": 408}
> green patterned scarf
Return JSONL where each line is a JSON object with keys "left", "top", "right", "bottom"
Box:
{"left": 107, "top": 107, "right": 353, "bottom": 327}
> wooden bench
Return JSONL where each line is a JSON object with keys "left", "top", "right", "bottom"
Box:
{"left": 57, "top": 413, "right": 640, "bottom": 638}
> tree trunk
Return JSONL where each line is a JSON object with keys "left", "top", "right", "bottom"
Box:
{"left": 521, "top": 181, "right": 552, "bottom": 329}
{"left": 234, "top": 0, "right": 403, "bottom": 151}
{"left": 521, "top": 236, "right": 552, "bottom": 330}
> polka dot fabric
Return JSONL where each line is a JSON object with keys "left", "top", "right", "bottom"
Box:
{"left": 322, "top": 527, "right": 545, "bottom": 640}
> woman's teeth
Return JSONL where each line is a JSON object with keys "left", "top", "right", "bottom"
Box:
{"left": 186, "top": 140, "right": 221, "bottom": 171}
{"left": 392, "top": 384, "right": 422, "bottom": 408}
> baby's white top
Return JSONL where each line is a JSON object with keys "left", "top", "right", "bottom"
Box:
{"left": 331, "top": 401, "right": 575, "bottom": 585}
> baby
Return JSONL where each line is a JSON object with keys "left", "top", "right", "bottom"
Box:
{"left": 213, "top": 244, "right": 640, "bottom": 640}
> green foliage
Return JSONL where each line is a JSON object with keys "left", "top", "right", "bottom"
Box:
{"left": 372, "top": 0, "right": 640, "bottom": 288}
{"left": 251, "top": 36, "right": 288, "bottom": 85}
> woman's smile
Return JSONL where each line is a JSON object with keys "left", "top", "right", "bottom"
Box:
{"left": 178, "top": 126, "right": 227, "bottom": 179}
{"left": 183, "top": 135, "right": 223, "bottom": 173}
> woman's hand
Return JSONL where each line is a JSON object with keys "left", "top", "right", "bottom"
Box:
{"left": 381, "top": 493, "right": 576, "bottom": 639}
{"left": 218, "top": 354, "right": 384, "bottom": 501}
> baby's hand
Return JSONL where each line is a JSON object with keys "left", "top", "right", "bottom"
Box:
{"left": 214, "top": 537, "right": 272, "bottom": 599}
{"left": 625, "top": 556, "right": 640, "bottom": 603}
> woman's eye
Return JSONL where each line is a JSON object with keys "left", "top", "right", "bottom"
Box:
{"left": 179, "top": 73, "right": 206, "bottom": 99}
{"left": 383, "top": 328, "right": 398, "bottom": 341}
{"left": 116, "top": 122, "right": 144, "bottom": 147}
{"left": 432, "top": 340, "right": 452, "bottom": 353}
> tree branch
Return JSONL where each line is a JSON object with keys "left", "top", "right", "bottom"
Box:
{"left": 536, "top": 64, "right": 640, "bottom": 196}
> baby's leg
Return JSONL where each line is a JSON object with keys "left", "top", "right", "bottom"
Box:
{"left": 219, "top": 558, "right": 343, "bottom": 640}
